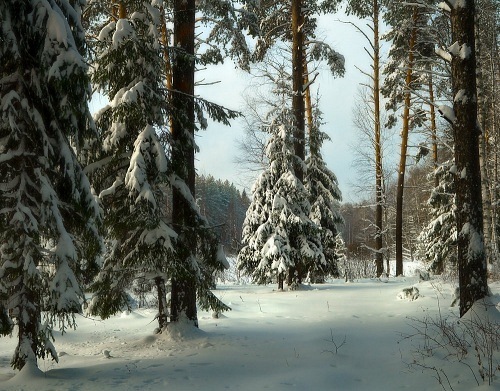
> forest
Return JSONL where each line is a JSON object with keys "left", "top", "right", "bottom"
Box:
{"left": 0, "top": 0, "right": 499, "bottom": 387}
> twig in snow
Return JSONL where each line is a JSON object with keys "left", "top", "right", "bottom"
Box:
{"left": 322, "top": 329, "right": 347, "bottom": 355}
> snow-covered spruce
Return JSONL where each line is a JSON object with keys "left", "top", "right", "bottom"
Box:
{"left": 305, "top": 106, "right": 344, "bottom": 281}
{"left": 86, "top": 1, "right": 176, "bottom": 330}
{"left": 0, "top": 0, "right": 101, "bottom": 370}
{"left": 237, "top": 70, "right": 324, "bottom": 289}
{"left": 418, "top": 160, "right": 457, "bottom": 275}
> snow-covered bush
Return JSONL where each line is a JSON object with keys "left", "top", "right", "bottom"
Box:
{"left": 402, "top": 299, "right": 500, "bottom": 388}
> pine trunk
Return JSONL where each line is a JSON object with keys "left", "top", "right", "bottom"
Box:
{"left": 373, "top": 0, "right": 384, "bottom": 277}
{"left": 304, "top": 61, "right": 314, "bottom": 143}
{"left": 170, "top": 0, "right": 198, "bottom": 326}
{"left": 290, "top": 0, "right": 305, "bottom": 286}
{"left": 450, "top": 0, "right": 488, "bottom": 317}
{"left": 427, "top": 66, "right": 439, "bottom": 188}
{"left": 395, "top": 9, "right": 418, "bottom": 277}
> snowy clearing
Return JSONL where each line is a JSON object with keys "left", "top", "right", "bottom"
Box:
{"left": 1, "top": 266, "right": 499, "bottom": 391}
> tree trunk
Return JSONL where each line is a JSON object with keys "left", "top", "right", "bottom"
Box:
{"left": 475, "top": 10, "right": 496, "bottom": 270}
{"left": 290, "top": 0, "right": 305, "bottom": 286}
{"left": 395, "top": 8, "right": 418, "bottom": 277}
{"left": 450, "top": 0, "right": 488, "bottom": 317}
{"left": 155, "top": 277, "right": 169, "bottom": 330}
{"left": 170, "top": 0, "right": 198, "bottom": 326}
{"left": 427, "top": 66, "right": 439, "bottom": 188}
{"left": 373, "top": 0, "right": 384, "bottom": 277}
{"left": 160, "top": 7, "right": 173, "bottom": 131}
{"left": 303, "top": 61, "right": 314, "bottom": 143}
{"left": 12, "top": 286, "right": 40, "bottom": 370}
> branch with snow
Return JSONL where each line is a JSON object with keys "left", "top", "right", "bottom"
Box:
{"left": 438, "top": 105, "right": 456, "bottom": 124}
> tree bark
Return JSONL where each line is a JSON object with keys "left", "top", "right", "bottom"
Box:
{"left": 289, "top": 0, "right": 305, "bottom": 286}
{"left": 12, "top": 284, "right": 41, "bottom": 370}
{"left": 170, "top": 0, "right": 198, "bottom": 326}
{"left": 373, "top": 0, "right": 384, "bottom": 277}
{"left": 292, "top": 0, "right": 305, "bottom": 181}
{"left": 155, "top": 277, "right": 169, "bottom": 330}
{"left": 450, "top": 0, "right": 488, "bottom": 317}
{"left": 160, "top": 7, "right": 173, "bottom": 131}
{"left": 427, "top": 66, "right": 439, "bottom": 188}
{"left": 395, "top": 8, "right": 418, "bottom": 277}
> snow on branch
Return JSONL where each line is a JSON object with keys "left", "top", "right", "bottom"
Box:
{"left": 438, "top": 105, "right": 456, "bottom": 124}
{"left": 435, "top": 47, "right": 452, "bottom": 62}
{"left": 438, "top": 2, "right": 452, "bottom": 12}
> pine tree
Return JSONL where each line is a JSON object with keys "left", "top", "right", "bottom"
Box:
{"left": 85, "top": 1, "right": 176, "bottom": 330}
{"left": 382, "top": 0, "right": 437, "bottom": 276}
{"left": 345, "top": 0, "right": 388, "bottom": 277}
{"left": 0, "top": 0, "right": 101, "bottom": 369}
{"left": 238, "top": 66, "right": 324, "bottom": 289}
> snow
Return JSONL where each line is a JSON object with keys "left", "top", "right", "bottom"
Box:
{"left": 454, "top": 89, "right": 468, "bottom": 104}
{"left": 112, "top": 19, "right": 135, "bottom": 49}
{"left": 46, "top": 8, "right": 69, "bottom": 48}
{"left": 438, "top": 2, "right": 452, "bottom": 12}
{"left": 1, "top": 263, "right": 498, "bottom": 390}
{"left": 438, "top": 104, "right": 456, "bottom": 123}
{"left": 459, "top": 43, "right": 472, "bottom": 60}
{"left": 448, "top": 41, "right": 461, "bottom": 57}
{"left": 98, "top": 22, "right": 116, "bottom": 42}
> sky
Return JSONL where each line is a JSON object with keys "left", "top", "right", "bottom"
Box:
{"left": 195, "top": 12, "right": 384, "bottom": 203}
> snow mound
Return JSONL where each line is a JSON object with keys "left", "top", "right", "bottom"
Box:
{"left": 464, "top": 297, "right": 500, "bottom": 324}
{"left": 8, "top": 361, "right": 43, "bottom": 384}
{"left": 120, "top": 310, "right": 145, "bottom": 319}
{"left": 162, "top": 320, "right": 207, "bottom": 342}
{"left": 397, "top": 287, "right": 419, "bottom": 301}
{"left": 413, "top": 269, "right": 430, "bottom": 282}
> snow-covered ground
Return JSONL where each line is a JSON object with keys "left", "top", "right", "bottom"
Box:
{"left": 1, "top": 263, "right": 499, "bottom": 391}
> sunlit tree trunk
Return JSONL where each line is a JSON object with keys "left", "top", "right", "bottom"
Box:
{"left": 170, "top": 0, "right": 198, "bottom": 325}
{"left": 288, "top": 0, "right": 305, "bottom": 286}
{"left": 373, "top": 0, "right": 384, "bottom": 277}
{"left": 427, "top": 67, "right": 439, "bottom": 188}
{"left": 160, "top": 7, "right": 173, "bottom": 131}
{"left": 395, "top": 8, "right": 418, "bottom": 277}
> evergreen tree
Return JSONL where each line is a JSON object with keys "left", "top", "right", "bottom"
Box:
{"left": 418, "top": 159, "right": 457, "bottom": 275}
{"left": 382, "top": 0, "right": 436, "bottom": 276}
{"left": 85, "top": 1, "right": 176, "bottom": 330}
{"left": 238, "top": 66, "right": 324, "bottom": 289}
{"left": 0, "top": 0, "right": 101, "bottom": 369}
{"left": 305, "top": 107, "right": 343, "bottom": 280}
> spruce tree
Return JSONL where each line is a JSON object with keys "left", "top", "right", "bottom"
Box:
{"left": 305, "top": 108, "right": 344, "bottom": 281}
{"left": 238, "top": 65, "right": 324, "bottom": 289}
{"left": 0, "top": 0, "right": 101, "bottom": 369}
{"left": 418, "top": 159, "right": 457, "bottom": 275}
{"left": 85, "top": 1, "right": 176, "bottom": 330}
